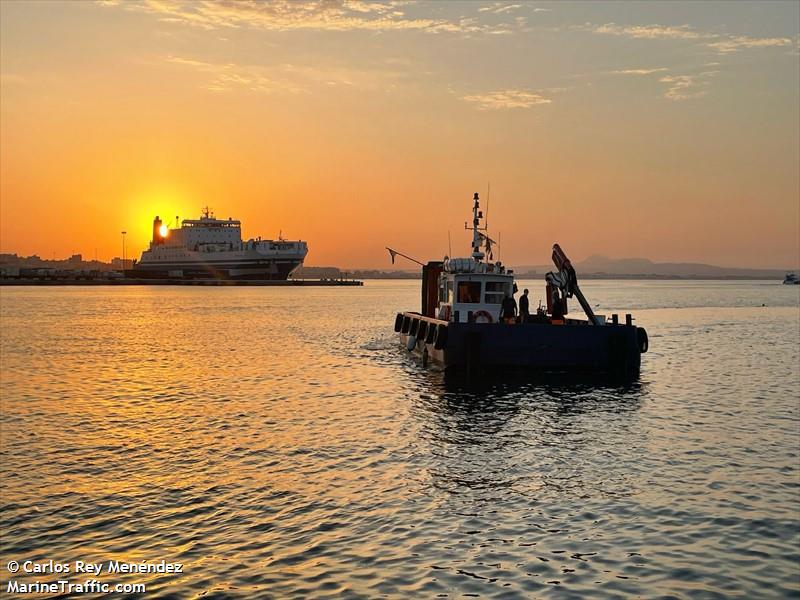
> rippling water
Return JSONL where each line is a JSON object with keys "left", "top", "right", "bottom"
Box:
{"left": 1, "top": 281, "right": 798, "bottom": 598}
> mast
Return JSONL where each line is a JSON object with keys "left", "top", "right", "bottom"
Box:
{"left": 471, "top": 192, "right": 485, "bottom": 262}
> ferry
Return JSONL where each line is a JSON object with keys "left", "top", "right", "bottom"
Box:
{"left": 130, "top": 209, "right": 307, "bottom": 280}
{"left": 393, "top": 193, "right": 648, "bottom": 378}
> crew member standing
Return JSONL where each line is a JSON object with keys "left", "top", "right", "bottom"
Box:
{"left": 519, "top": 289, "right": 530, "bottom": 323}
{"left": 550, "top": 287, "right": 565, "bottom": 323}
{"left": 500, "top": 292, "right": 517, "bottom": 324}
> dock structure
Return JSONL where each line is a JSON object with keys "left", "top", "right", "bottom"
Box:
{"left": 0, "top": 278, "right": 363, "bottom": 287}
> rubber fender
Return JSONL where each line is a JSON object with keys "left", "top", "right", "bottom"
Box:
{"left": 417, "top": 321, "right": 428, "bottom": 341}
{"left": 425, "top": 323, "right": 437, "bottom": 344}
{"left": 637, "top": 327, "right": 649, "bottom": 353}
{"left": 434, "top": 323, "right": 449, "bottom": 350}
{"left": 401, "top": 315, "right": 411, "bottom": 334}
{"left": 410, "top": 318, "right": 420, "bottom": 337}
{"left": 394, "top": 313, "right": 403, "bottom": 332}
{"left": 406, "top": 335, "right": 417, "bottom": 351}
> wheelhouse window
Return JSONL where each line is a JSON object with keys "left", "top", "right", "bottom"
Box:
{"left": 440, "top": 281, "right": 453, "bottom": 303}
{"left": 457, "top": 281, "right": 481, "bottom": 304}
{"left": 484, "top": 281, "right": 508, "bottom": 304}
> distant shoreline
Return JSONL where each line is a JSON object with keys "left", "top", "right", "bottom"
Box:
{"left": 296, "top": 273, "right": 793, "bottom": 281}
{"left": 0, "top": 278, "right": 363, "bottom": 287}
{"left": 2, "top": 252, "right": 796, "bottom": 283}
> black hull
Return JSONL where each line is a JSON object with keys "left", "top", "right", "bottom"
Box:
{"left": 397, "top": 312, "right": 645, "bottom": 379}
{"left": 126, "top": 260, "right": 302, "bottom": 281}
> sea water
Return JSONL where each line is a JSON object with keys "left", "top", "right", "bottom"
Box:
{"left": 1, "top": 280, "right": 798, "bottom": 598}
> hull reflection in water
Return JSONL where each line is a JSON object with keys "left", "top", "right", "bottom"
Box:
{"left": 410, "top": 369, "right": 646, "bottom": 497}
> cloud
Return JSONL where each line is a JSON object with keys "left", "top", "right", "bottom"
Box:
{"left": 478, "top": 3, "right": 522, "bottom": 14}
{"left": 461, "top": 89, "right": 552, "bottom": 110}
{"left": 165, "top": 54, "right": 413, "bottom": 94}
{"left": 101, "top": 0, "right": 504, "bottom": 34}
{"left": 706, "top": 35, "right": 793, "bottom": 54}
{"left": 659, "top": 71, "right": 718, "bottom": 101}
{"left": 600, "top": 64, "right": 721, "bottom": 101}
{"left": 165, "top": 56, "right": 305, "bottom": 93}
{"left": 593, "top": 23, "right": 706, "bottom": 40}
{"left": 343, "top": 1, "right": 401, "bottom": 14}
{"left": 589, "top": 22, "right": 795, "bottom": 55}
{"left": 611, "top": 67, "right": 668, "bottom": 75}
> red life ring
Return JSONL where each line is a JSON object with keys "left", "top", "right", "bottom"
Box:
{"left": 473, "top": 310, "right": 493, "bottom": 324}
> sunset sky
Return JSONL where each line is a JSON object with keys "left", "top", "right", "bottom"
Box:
{"left": 1, "top": 0, "right": 798, "bottom": 269}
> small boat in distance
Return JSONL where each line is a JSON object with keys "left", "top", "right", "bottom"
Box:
{"left": 393, "top": 193, "right": 649, "bottom": 378}
{"left": 129, "top": 208, "right": 308, "bottom": 280}
{"left": 783, "top": 273, "right": 799, "bottom": 285}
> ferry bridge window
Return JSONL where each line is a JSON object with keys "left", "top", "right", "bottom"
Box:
{"left": 484, "top": 281, "right": 507, "bottom": 304}
{"left": 457, "top": 281, "right": 481, "bottom": 304}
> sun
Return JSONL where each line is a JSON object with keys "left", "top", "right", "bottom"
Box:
{"left": 159, "top": 224, "right": 169, "bottom": 238}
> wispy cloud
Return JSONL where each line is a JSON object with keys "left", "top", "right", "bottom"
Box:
{"left": 165, "top": 54, "right": 412, "bottom": 94}
{"left": 611, "top": 67, "right": 668, "bottom": 76}
{"left": 659, "top": 71, "right": 718, "bottom": 101}
{"left": 461, "top": 89, "right": 552, "bottom": 110}
{"left": 478, "top": 3, "right": 522, "bottom": 14}
{"left": 589, "top": 22, "right": 794, "bottom": 55}
{"left": 593, "top": 23, "right": 705, "bottom": 40}
{"left": 165, "top": 56, "right": 305, "bottom": 93}
{"left": 706, "top": 35, "right": 793, "bottom": 54}
{"left": 101, "top": 0, "right": 503, "bottom": 34}
{"left": 591, "top": 65, "right": 720, "bottom": 101}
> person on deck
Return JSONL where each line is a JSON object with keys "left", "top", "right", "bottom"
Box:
{"left": 519, "top": 289, "right": 530, "bottom": 323}
{"left": 550, "top": 288, "right": 565, "bottom": 323}
{"left": 500, "top": 293, "right": 517, "bottom": 324}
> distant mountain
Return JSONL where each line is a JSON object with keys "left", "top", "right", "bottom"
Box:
{"left": 513, "top": 255, "right": 793, "bottom": 279}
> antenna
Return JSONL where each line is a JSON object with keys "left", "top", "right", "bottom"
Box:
{"left": 486, "top": 181, "right": 490, "bottom": 230}
{"left": 448, "top": 231, "right": 452, "bottom": 256}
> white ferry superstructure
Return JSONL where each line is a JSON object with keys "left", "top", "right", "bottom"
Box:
{"left": 131, "top": 209, "right": 308, "bottom": 280}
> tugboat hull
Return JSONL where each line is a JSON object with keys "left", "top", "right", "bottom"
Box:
{"left": 397, "top": 313, "right": 645, "bottom": 378}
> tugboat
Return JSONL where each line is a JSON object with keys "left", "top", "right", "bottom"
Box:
{"left": 393, "top": 193, "right": 648, "bottom": 378}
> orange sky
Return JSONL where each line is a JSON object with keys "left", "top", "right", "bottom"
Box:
{"left": 1, "top": 1, "right": 798, "bottom": 268}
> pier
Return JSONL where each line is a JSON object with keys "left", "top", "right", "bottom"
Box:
{"left": 0, "top": 278, "right": 363, "bottom": 287}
